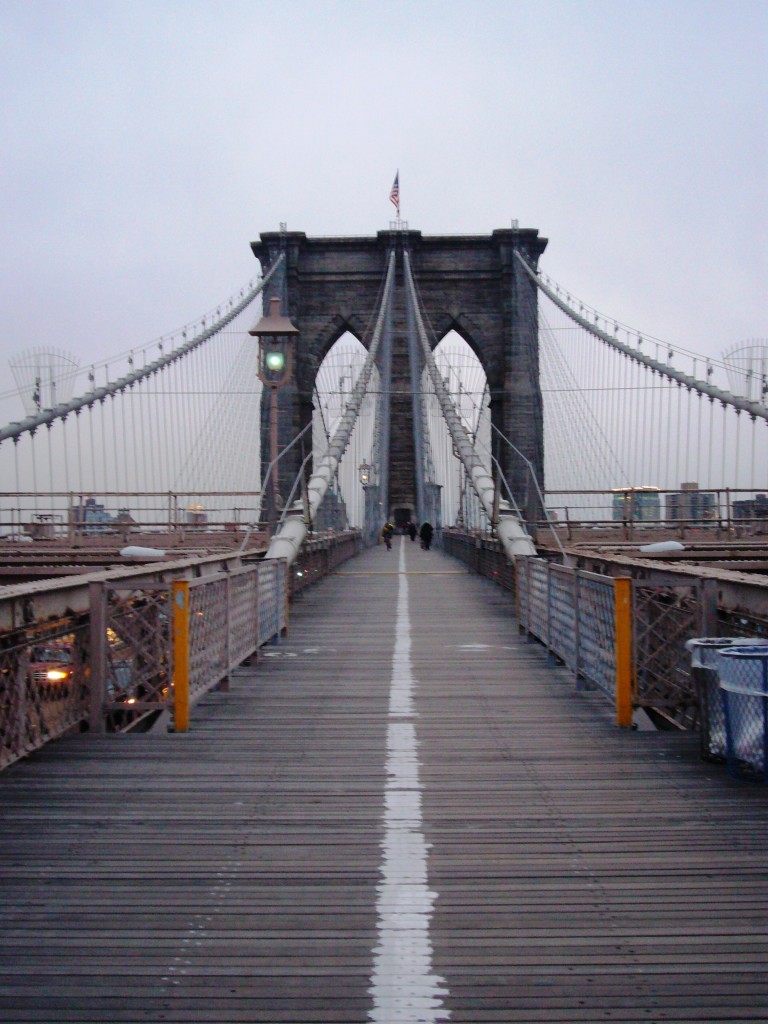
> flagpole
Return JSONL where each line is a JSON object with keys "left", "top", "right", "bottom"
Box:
{"left": 389, "top": 170, "right": 401, "bottom": 227}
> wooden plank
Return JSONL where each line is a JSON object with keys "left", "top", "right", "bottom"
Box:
{"left": 1, "top": 538, "right": 768, "bottom": 1022}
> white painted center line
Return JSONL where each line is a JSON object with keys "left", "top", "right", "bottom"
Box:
{"left": 369, "top": 539, "right": 450, "bottom": 1022}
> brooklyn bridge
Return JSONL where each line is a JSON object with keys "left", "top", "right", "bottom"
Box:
{"left": 1, "top": 224, "right": 767, "bottom": 1022}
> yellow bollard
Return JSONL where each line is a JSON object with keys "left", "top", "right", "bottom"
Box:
{"left": 614, "top": 577, "right": 633, "bottom": 728}
{"left": 172, "top": 580, "right": 190, "bottom": 732}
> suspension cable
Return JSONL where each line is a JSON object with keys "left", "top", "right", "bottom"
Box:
{"left": 265, "top": 249, "right": 397, "bottom": 564}
{"left": 515, "top": 251, "right": 768, "bottom": 422}
{"left": 0, "top": 254, "right": 285, "bottom": 445}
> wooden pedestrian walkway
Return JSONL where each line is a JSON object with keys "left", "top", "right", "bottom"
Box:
{"left": 1, "top": 537, "right": 768, "bottom": 1023}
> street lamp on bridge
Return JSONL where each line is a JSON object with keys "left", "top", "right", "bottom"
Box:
{"left": 249, "top": 296, "right": 300, "bottom": 529}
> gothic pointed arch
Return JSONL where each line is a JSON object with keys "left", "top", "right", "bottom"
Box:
{"left": 251, "top": 228, "right": 547, "bottom": 516}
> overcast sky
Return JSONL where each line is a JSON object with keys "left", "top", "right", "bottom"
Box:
{"left": 1, "top": 0, "right": 766, "bottom": 384}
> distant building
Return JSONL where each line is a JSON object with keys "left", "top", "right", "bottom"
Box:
{"left": 611, "top": 486, "right": 661, "bottom": 523}
{"left": 733, "top": 493, "right": 768, "bottom": 520}
{"left": 72, "top": 497, "right": 113, "bottom": 533}
{"left": 666, "top": 483, "right": 716, "bottom": 524}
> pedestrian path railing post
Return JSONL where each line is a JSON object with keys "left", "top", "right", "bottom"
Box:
{"left": 573, "top": 571, "right": 585, "bottom": 690}
{"left": 219, "top": 574, "right": 232, "bottom": 692}
{"left": 614, "top": 577, "right": 633, "bottom": 728}
{"left": 88, "top": 581, "right": 107, "bottom": 733}
{"left": 546, "top": 570, "right": 555, "bottom": 664}
{"left": 172, "top": 580, "right": 191, "bottom": 733}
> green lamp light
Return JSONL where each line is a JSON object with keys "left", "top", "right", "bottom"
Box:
{"left": 249, "top": 296, "right": 299, "bottom": 388}
{"left": 265, "top": 350, "right": 286, "bottom": 373}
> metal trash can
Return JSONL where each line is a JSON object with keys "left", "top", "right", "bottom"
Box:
{"left": 685, "top": 638, "right": 768, "bottom": 762}
{"left": 718, "top": 646, "right": 768, "bottom": 782}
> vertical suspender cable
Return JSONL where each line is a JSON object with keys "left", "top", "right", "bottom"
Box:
{"left": 145, "top": 366, "right": 155, "bottom": 497}
{"left": 88, "top": 403, "right": 97, "bottom": 494}
{"left": 132, "top": 373, "right": 141, "bottom": 512}
{"left": 696, "top": 393, "right": 702, "bottom": 485}
{"left": 100, "top": 397, "right": 108, "bottom": 498}
{"left": 688, "top": 385, "right": 696, "bottom": 481}
{"left": 30, "top": 434, "right": 38, "bottom": 514}
{"left": 75, "top": 410, "right": 83, "bottom": 494}
{"left": 159, "top": 366, "right": 171, "bottom": 497}
{"left": 707, "top": 397, "right": 715, "bottom": 488}
{"left": 61, "top": 417, "right": 70, "bottom": 498}
{"left": 638, "top": 364, "right": 647, "bottom": 483}
{"left": 121, "top": 362, "right": 131, "bottom": 500}
{"left": 109, "top": 392, "right": 119, "bottom": 496}
{"left": 13, "top": 440, "right": 20, "bottom": 530}
{"left": 666, "top": 377, "right": 674, "bottom": 489}
{"left": 675, "top": 383, "right": 682, "bottom": 489}
{"left": 46, "top": 425, "right": 54, "bottom": 506}
{"left": 720, "top": 403, "right": 726, "bottom": 489}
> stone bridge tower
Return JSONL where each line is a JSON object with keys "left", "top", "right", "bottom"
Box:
{"left": 250, "top": 227, "right": 548, "bottom": 526}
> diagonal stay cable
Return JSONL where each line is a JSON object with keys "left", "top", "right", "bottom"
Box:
{"left": 265, "top": 249, "right": 397, "bottom": 564}
{"left": 402, "top": 249, "right": 536, "bottom": 558}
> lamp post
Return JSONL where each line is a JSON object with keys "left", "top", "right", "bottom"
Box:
{"left": 249, "top": 296, "right": 300, "bottom": 530}
{"left": 359, "top": 460, "right": 378, "bottom": 545}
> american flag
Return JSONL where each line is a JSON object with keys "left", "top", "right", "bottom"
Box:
{"left": 389, "top": 172, "right": 400, "bottom": 216}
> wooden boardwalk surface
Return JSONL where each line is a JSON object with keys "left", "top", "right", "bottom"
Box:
{"left": 1, "top": 537, "right": 768, "bottom": 1022}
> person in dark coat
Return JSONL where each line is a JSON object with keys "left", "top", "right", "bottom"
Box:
{"left": 419, "top": 521, "right": 433, "bottom": 550}
{"left": 381, "top": 521, "right": 395, "bottom": 550}
{"left": 407, "top": 522, "right": 417, "bottom": 542}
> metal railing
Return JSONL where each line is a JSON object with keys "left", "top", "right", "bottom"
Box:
{"left": 0, "top": 532, "right": 358, "bottom": 770}
{"left": 516, "top": 557, "right": 630, "bottom": 715}
{"left": 442, "top": 530, "right": 516, "bottom": 590}
{"left": 0, "top": 491, "right": 263, "bottom": 541}
{"left": 290, "top": 531, "right": 362, "bottom": 596}
{"left": 169, "top": 560, "right": 288, "bottom": 731}
{"left": 445, "top": 529, "right": 631, "bottom": 726}
{"left": 542, "top": 488, "right": 768, "bottom": 538}
{"left": 445, "top": 527, "right": 768, "bottom": 730}
{"left": 0, "top": 612, "right": 90, "bottom": 764}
